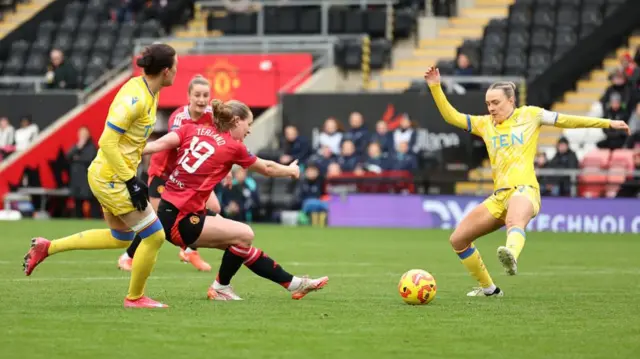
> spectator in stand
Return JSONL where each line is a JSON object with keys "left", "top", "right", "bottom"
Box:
{"left": 0, "top": 116, "right": 15, "bottom": 159}
{"left": 616, "top": 150, "right": 640, "bottom": 198}
{"left": 317, "top": 117, "right": 343, "bottom": 156}
{"left": 362, "top": 142, "right": 390, "bottom": 174}
{"left": 342, "top": 112, "right": 370, "bottom": 156}
{"left": 369, "top": 120, "right": 393, "bottom": 154}
{"left": 14, "top": 116, "right": 39, "bottom": 152}
{"left": 534, "top": 151, "right": 553, "bottom": 196}
{"left": 389, "top": 141, "right": 418, "bottom": 172}
{"left": 620, "top": 52, "right": 640, "bottom": 88}
{"left": 454, "top": 53, "right": 479, "bottom": 90}
{"left": 308, "top": 145, "right": 335, "bottom": 175}
{"left": 601, "top": 70, "right": 635, "bottom": 111}
{"left": 45, "top": 49, "right": 78, "bottom": 90}
{"left": 598, "top": 92, "right": 630, "bottom": 149}
{"left": 219, "top": 167, "right": 259, "bottom": 222}
{"left": 111, "top": 0, "right": 143, "bottom": 23}
{"left": 326, "top": 162, "right": 342, "bottom": 178}
{"left": 279, "top": 125, "right": 311, "bottom": 165}
{"left": 337, "top": 140, "right": 360, "bottom": 172}
{"left": 547, "top": 137, "right": 578, "bottom": 197}
{"left": 393, "top": 115, "right": 418, "bottom": 154}
{"left": 67, "top": 126, "right": 99, "bottom": 218}
{"left": 625, "top": 103, "right": 640, "bottom": 149}
{"left": 296, "top": 165, "right": 328, "bottom": 227}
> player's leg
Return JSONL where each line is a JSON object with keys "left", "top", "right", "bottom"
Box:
{"left": 119, "top": 205, "right": 167, "bottom": 308}
{"left": 497, "top": 187, "right": 539, "bottom": 276}
{"left": 118, "top": 177, "right": 164, "bottom": 271}
{"left": 193, "top": 214, "right": 328, "bottom": 301}
{"left": 23, "top": 209, "right": 133, "bottom": 276}
{"left": 175, "top": 193, "right": 220, "bottom": 271}
{"left": 451, "top": 201, "right": 505, "bottom": 297}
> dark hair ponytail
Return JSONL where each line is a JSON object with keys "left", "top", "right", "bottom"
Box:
{"left": 135, "top": 43, "right": 176, "bottom": 76}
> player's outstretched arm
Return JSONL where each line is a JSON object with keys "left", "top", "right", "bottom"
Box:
{"left": 424, "top": 67, "right": 473, "bottom": 132}
{"left": 142, "top": 132, "right": 180, "bottom": 155}
{"left": 546, "top": 112, "right": 630, "bottom": 135}
{"left": 248, "top": 158, "right": 300, "bottom": 179}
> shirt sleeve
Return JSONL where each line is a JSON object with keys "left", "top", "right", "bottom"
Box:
{"left": 235, "top": 143, "right": 258, "bottom": 169}
{"left": 429, "top": 83, "right": 484, "bottom": 137}
{"left": 539, "top": 108, "right": 610, "bottom": 129}
{"left": 98, "top": 93, "right": 144, "bottom": 181}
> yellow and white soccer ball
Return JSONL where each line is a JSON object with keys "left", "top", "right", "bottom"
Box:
{"left": 398, "top": 269, "right": 437, "bottom": 305}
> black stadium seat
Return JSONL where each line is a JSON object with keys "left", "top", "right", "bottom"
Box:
{"left": 466, "top": 0, "right": 616, "bottom": 76}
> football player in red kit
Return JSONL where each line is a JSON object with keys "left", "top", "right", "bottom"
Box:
{"left": 117, "top": 75, "right": 218, "bottom": 272}
{"left": 142, "top": 99, "right": 328, "bottom": 300}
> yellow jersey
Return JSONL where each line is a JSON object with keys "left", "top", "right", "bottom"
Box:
{"left": 89, "top": 76, "right": 159, "bottom": 182}
{"left": 429, "top": 84, "right": 610, "bottom": 192}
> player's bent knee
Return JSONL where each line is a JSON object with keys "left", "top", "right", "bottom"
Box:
{"left": 449, "top": 228, "right": 471, "bottom": 251}
{"left": 236, "top": 224, "right": 254, "bottom": 247}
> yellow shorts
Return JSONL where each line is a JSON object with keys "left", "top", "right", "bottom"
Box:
{"left": 87, "top": 171, "right": 136, "bottom": 216}
{"left": 483, "top": 185, "right": 541, "bottom": 221}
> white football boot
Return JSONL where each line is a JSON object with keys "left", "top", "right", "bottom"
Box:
{"left": 466, "top": 287, "right": 504, "bottom": 297}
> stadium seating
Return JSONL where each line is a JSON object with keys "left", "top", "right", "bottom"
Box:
{"left": 174, "top": 2, "right": 419, "bottom": 72}
{"left": 0, "top": 0, "right": 194, "bottom": 88}
{"left": 0, "top": 0, "right": 53, "bottom": 39}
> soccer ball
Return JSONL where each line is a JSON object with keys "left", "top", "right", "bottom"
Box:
{"left": 398, "top": 269, "right": 437, "bottom": 305}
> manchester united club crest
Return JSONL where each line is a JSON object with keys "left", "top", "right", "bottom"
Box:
{"left": 157, "top": 185, "right": 165, "bottom": 194}
{"left": 190, "top": 216, "right": 200, "bottom": 225}
{"left": 206, "top": 59, "right": 241, "bottom": 102}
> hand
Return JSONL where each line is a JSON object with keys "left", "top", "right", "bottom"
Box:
{"left": 610, "top": 120, "right": 631, "bottom": 135}
{"left": 424, "top": 67, "right": 441, "bottom": 86}
{"left": 279, "top": 154, "right": 292, "bottom": 164}
{"left": 125, "top": 176, "right": 149, "bottom": 211}
{"left": 288, "top": 159, "right": 300, "bottom": 179}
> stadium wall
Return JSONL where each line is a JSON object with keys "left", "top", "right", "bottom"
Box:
{"left": 0, "top": 93, "right": 78, "bottom": 130}
{"left": 528, "top": 0, "right": 640, "bottom": 107}
{"left": 328, "top": 194, "right": 640, "bottom": 234}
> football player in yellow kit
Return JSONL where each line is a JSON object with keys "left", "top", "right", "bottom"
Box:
{"left": 424, "top": 67, "right": 630, "bottom": 297}
{"left": 23, "top": 44, "right": 178, "bottom": 308}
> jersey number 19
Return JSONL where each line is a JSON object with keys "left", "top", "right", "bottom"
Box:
{"left": 178, "top": 136, "right": 215, "bottom": 173}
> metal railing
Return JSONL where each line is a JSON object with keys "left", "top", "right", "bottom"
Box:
{"left": 197, "top": 0, "right": 397, "bottom": 37}
{"left": 468, "top": 167, "right": 640, "bottom": 197}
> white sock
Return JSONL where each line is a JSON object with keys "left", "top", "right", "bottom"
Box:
{"left": 121, "top": 252, "right": 131, "bottom": 259}
{"left": 483, "top": 284, "right": 497, "bottom": 295}
{"left": 287, "top": 276, "right": 303, "bottom": 291}
{"left": 185, "top": 247, "right": 195, "bottom": 254}
{"left": 213, "top": 280, "right": 228, "bottom": 290}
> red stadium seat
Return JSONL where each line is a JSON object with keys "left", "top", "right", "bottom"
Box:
{"left": 578, "top": 148, "right": 611, "bottom": 198}
{"left": 605, "top": 149, "right": 635, "bottom": 197}
{"left": 580, "top": 148, "right": 611, "bottom": 169}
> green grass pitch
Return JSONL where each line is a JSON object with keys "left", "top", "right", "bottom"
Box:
{"left": 0, "top": 220, "right": 639, "bottom": 359}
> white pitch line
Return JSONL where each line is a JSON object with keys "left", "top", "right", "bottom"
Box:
{"left": 4, "top": 269, "right": 640, "bottom": 282}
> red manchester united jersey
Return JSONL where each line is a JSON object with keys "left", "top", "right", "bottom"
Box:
{"left": 161, "top": 124, "right": 257, "bottom": 214}
{"left": 147, "top": 105, "right": 214, "bottom": 180}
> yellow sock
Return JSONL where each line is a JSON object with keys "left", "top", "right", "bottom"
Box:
{"left": 506, "top": 227, "right": 526, "bottom": 260}
{"left": 319, "top": 212, "right": 327, "bottom": 228}
{"left": 311, "top": 212, "right": 319, "bottom": 226}
{"left": 127, "top": 226, "right": 165, "bottom": 300}
{"left": 48, "top": 229, "right": 132, "bottom": 255}
{"left": 456, "top": 244, "right": 494, "bottom": 288}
